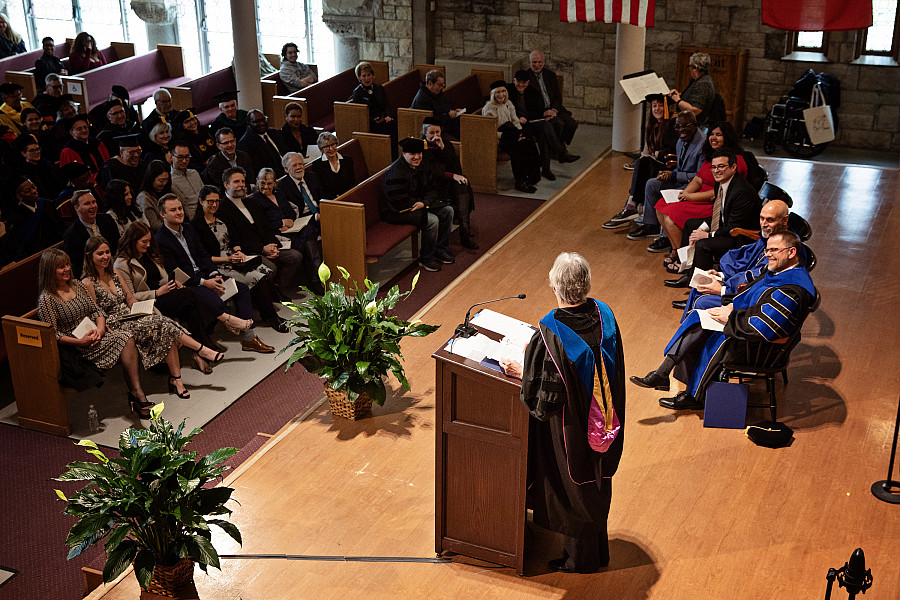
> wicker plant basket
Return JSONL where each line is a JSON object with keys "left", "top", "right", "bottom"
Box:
{"left": 325, "top": 387, "right": 372, "bottom": 421}
{"left": 144, "top": 558, "right": 194, "bottom": 597}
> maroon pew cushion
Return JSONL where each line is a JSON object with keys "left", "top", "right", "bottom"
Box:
{"left": 383, "top": 71, "right": 422, "bottom": 116}
{"left": 365, "top": 222, "right": 418, "bottom": 259}
{"left": 302, "top": 69, "right": 359, "bottom": 130}
{"left": 444, "top": 74, "right": 485, "bottom": 113}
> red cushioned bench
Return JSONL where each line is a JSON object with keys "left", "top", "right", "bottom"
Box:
{"left": 60, "top": 45, "right": 189, "bottom": 112}
{"left": 165, "top": 66, "right": 236, "bottom": 126}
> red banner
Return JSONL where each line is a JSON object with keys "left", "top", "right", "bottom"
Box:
{"left": 762, "top": 0, "right": 873, "bottom": 31}
{"left": 560, "top": 0, "right": 656, "bottom": 28}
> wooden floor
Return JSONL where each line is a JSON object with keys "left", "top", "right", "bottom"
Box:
{"left": 90, "top": 154, "right": 900, "bottom": 599}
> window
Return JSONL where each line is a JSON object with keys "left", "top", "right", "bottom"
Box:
{"left": 785, "top": 31, "right": 831, "bottom": 61}
{"left": 855, "top": 0, "right": 899, "bottom": 62}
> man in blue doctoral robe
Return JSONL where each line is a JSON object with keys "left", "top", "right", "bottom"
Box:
{"left": 631, "top": 231, "right": 816, "bottom": 410}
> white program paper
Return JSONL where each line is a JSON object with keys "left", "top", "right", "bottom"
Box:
{"left": 689, "top": 267, "right": 724, "bottom": 290}
{"left": 676, "top": 245, "right": 695, "bottom": 272}
{"left": 697, "top": 309, "right": 726, "bottom": 332}
{"left": 172, "top": 268, "right": 191, "bottom": 285}
{"left": 72, "top": 317, "right": 96, "bottom": 339}
{"left": 469, "top": 309, "right": 533, "bottom": 340}
{"left": 282, "top": 214, "right": 313, "bottom": 234}
{"left": 131, "top": 299, "right": 154, "bottom": 315}
{"left": 619, "top": 73, "right": 669, "bottom": 104}
{"left": 445, "top": 333, "right": 498, "bottom": 362}
{"left": 220, "top": 277, "right": 239, "bottom": 302}
{"left": 661, "top": 189, "right": 681, "bottom": 204}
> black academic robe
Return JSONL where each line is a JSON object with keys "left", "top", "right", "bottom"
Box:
{"left": 97, "top": 158, "right": 146, "bottom": 192}
{"left": 211, "top": 110, "right": 249, "bottom": 135}
{"left": 520, "top": 301, "right": 626, "bottom": 540}
{"left": 174, "top": 126, "right": 216, "bottom": 171}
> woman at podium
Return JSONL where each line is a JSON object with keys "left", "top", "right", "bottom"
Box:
{"left": 501, "top": 252, "right": 626, "bottom": 573}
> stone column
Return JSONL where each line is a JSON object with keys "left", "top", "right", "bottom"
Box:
{"left": 131, "top": 1, "right": 178, "bottom": 47}
{"left": 321, "top": 1, "right": 376, "bottom": 73}
{"left": 229, "top": 0, "right": 263, "bottom": 111}
{"left": 612, "top": 23, "right": 645, "bottom": 153}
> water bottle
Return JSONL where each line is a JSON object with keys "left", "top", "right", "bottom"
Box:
{"left": 87, "top": 404, "right": 100, "bottom": 433}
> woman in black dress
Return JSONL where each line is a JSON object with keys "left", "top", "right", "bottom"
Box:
{"left": 349, "top": 61, "right": 398, "bottom": 151}
{"left": 308, "top": 132, "right": 357, "bottom": 200}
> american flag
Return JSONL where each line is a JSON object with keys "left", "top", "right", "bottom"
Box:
{"left": 560, "top": 0, "right": 656, "bottom": 27}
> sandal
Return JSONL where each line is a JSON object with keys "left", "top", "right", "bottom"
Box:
{"left": 168, "top": 376, "right": 190, "bottom": 399}
{"left": 192, "top": 352, "right": 213, "bottom": 374}
{"left": 223, "top": 314, "right": 253, "bottom": 336}
{"left": 128, "top": 392, "right": 154, "bottom": 419}
{"left": 664, "top": 260, "right": 682, "bottom": 274}
{"left": 198, "top": 345, "right": 224, "bottom": 363}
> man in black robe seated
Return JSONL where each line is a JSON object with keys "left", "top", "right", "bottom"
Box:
{"left": 211, "top": 90, "right": 249, "bottom": 133}
{"left": 507, "top": 70, "right": 571, "bottom": 181}
{"left": 500, "top": 252, "right": 625, "bottom": 574}
{"left": 238, "top": 109, "right": 288, "bottom": 179}
{"left": 8, "top": 176, "right": 62, "bottom": 255}
{"left": 141, "top": 89, "right": 178, "bottom": 136}
{"left": 96, "top": 100, "right": 141, "bottom": 156}
{"left": 381, "top": 137, "right": 456, "bottom": 272}
{"left": 16, "top": 133, "right": 63, "bottom": 200}
{"left": 411, "top": 70, "right": 464, "bottom": 141}
{"left": 98, "top": 134, "right": 145, "bottom": 192}
{"left": 631, "top": 231, "right": 816, "bottom": 410}
{"left": 420, "top": 118, "right": 478, "bottom": 250}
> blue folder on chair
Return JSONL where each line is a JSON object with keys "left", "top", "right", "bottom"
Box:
{"left": 703, "top": 382, "right": 749, "bottom": 429}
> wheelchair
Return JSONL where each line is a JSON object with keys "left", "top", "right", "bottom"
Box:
{"left": 762, "top": 70, "right": 840, "bottom": 159}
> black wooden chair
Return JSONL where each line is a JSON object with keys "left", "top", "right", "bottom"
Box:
{"left": 788, "top": 212, "right": 813, "bottom": 241}
{"left": 718, "top": 290, "right": 821, "bottom": 421}
{"left": 760, "top": 182, "right": 793, "bottom": 208}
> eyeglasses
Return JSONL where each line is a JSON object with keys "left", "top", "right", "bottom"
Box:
{"left": 173, "top": 154, "right": 191, "bottom": 160}
{"left": 710, "top": 164, "right": 733, "bottom": 171}
{"left": 674, "top": 122, "right": 692, "bottom": 129}
{"left": 763, "top": 247, "right": 788, "bottom": 255}
{"left": 320, "top": 143, "right": 337, "bottom": 150}
{"left": 203, "top": 199, "right": 220, "bottom": 204}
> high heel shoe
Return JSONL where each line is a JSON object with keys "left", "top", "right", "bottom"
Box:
{"left": 192, "top": 352, "right": 213, "bottom": 374}
{"left": 222, "top": 314, "right": 253, "bottom": 336}
{"left": 128, "top": 392, "right": 154, "bottom": 419}
{"left": 198, "top": 344, "right": 224, "bottom": 363}
{"left": 168, "top": 376, "right": 190, "bottom": 399}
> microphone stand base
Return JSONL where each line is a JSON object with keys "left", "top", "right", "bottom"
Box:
{"left": 871, "top": 479, "right": 900, "bottom": 504}
{"left": 454, "top": 324, "right": 478, "bottom": 338}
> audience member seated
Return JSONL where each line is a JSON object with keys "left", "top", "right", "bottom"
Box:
{"left": 170, "top": 142, "right": 204, "bottom": 219}
{"left": 237, "top": 109, "right": 287, "bottom": 178}
{"left": 382, "top": 137, "right": 455, "bottom": 272}
{"left": 63, "top": 190, "right": 119, "bottom": 277}
{"left": 172, "top": 108, "right": 216, "bottom": 171}
{"left": 0, "top": 206, "right": 25, "bottom": 267}
{"left": 249, "top": 167, "right": 288, "bottom": 234}
{"left": 19, "top": 107, "right": 47, "bottom": 139}
{"left": 527, "top": 51, "right": 579, "bottom": 160}
{"left": 627, "top": 110, "right": 704, "bottom": 247}
{"left": 280, "top": 101, "right": 317, "bottom": 157}
{"left": 108, "top": 85, "right": 141, "bottom": 130}
{"left": 191, "top": 185, "right": 287, "bottom": 331}
{"left": 670, "top": 200, "right": 792, "bottom": 307}
{"left": 96, "top": 100, "right": 141, "bottom": 155}
{"left": 0, "top": 83, "right": 34, "bottom": 136}
{"left": 421, "top": 119, "right": 478, "bottom": 250}
{"left": 67, "top": 31, "right": 107, "bottom": 74}
{"left": 82, "top": 236, "right": 224, "bottom": 398}
{"left": 506, "top": 70, "right": 570, "bottom": 182}
{"left": 350, "top": 61, "right": 397, "bottom": 147}
{"left": 279, "top": 42, "right": 317, "bottom": 94}
{"left": 482, "top": 81, "right": 541, "bottom": 194}
{"left": 8, "top": 175, "right": 62, "bottom": 255}
{"left": 603, "top": 94, "right": 677, "bottom": 229}
{"left": 211, "top": 90, "right": 248, "bottom": 133}
{"left": 273, "top": 154, "right": 324, "bottom": 294}
{"left": 59, "top": 115, "right": 110, "bottom": 182}
{"left": 136, "top": 160, "right": 172, "bottom": 232}
{"left": 656, "top": 122, "right": 748, "bottom": 265}
{"left": 16, "top": 132, "right": 63, "bottom": 199}
{"left": 680, "top": 149, "right": 763, "bottom": 274}
{"left": 37, "top": 248, "right": 154, "bottom": 417}
{"left": 218, "top": 167, "right": 303, "bottom": 296}
{"left": 203, "top": 127, "right": 253, "bottom": 186}
{"left": 33, "top": 37, "right": 67, "bottom": 91}
{"left": 142, "top": 122, "right": 173, "bottom": 166}
{"left": 669, "top": 52, "right": 715, "bottom": 128}
{"left": 33, "top": 74, "right": 66, "bottom": 120}
{"left": 56, "top": 163, "right": 98, "bottom": 225}
{"left": 154, "top": 193, "right": 273, "bottom": 353}
{"left": 98, "top": 133, "right": 146, "bottom": 192}
{"left": 115, "top": 221, "right": 220, "bottom": 372}
{"left": 142, "top": 89, "right": 178, "bottom": 136}
{"left": 411, "top": 70, "right": 463, "bottom": 141}
{"left": 105, "top": 179, "right": 147, "bottom": 238}
{"left": 0, "top": 13, "right": 25, "bottom": 58}
{"left": 630, "top": 231, "right": 815, "bottom": 411}
{"left": 308, "top": 132, "right": 356, "bottom": 200}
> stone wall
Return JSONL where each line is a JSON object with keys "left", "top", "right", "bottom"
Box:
{"left": 357, "top": 0, "right": 415, "bottom": 76}
{"left": 428, "top": 0, "right": 900, "bottom": 151}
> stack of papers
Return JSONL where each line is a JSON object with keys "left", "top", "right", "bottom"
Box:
{"left": 119, "top": 299, "right": 155, "bottom": 321}
{"left": 661, "top": 189, "right": 681, "bottom": 204}
{"left": 697, "top": 309, "right": 726, "bottom": 332}
{"left": 444, "top": 333, "right": 528, "bottom": 366}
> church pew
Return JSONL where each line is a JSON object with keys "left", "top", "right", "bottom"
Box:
{"left": 261, "top": 64, "right": 317, "bottom": 124}
{"left": 60, "top": 45, "right": 189, "bottom": 113}
{"left": 318, "top": 134, "right": 417, "bottom": 287}
{"left": 164, "top": 66, "right": 237, "bottom": 126}
{"left": 269, "top": 60, "right": 388, "bottom": 130}
{"left": 4, "top": 42, "right": 134, "bottom": 102}
{"left": 442, "top": 73, "right": 499, "bottom": 194}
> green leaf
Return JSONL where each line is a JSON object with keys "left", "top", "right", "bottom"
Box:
{"left": 199, "top": 447, "right": 239, "bottom": 470}
{"left": 189, "top": 533, "right": 220, "bottom": 569}
{"left": 133, "top": 549, "right": 156, "bottom": 590}
{"left": 102, "top": 539, "right": 138, "bottom": 583}
{"left": 150, "top": 402, "right": 165, "bottom": 421}
{"left": 76, "top": 439, "right": 100, "bottom": 450}
{"left": 355, "top": 361, "right": 371, "bottom": 376}
{"left": 64, "top": 512, "right": 111, "bottom": 547}
{"left": 104, "top": 525, "right": 131, "bottom": 557}
{"left": 410, "top": 270, "right": 420, "bottom": 293}
{"left": 364, "top": 278, "right": 374, "bottom": 290}
{"left": 208, "top": 519, "right": 243, "bottom": 545}
{"left": 318, "top": 262, "right": 331, "bottom": 285}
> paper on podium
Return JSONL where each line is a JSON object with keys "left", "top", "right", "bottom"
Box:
{"left": 469, "top": 309, "right": 534, "bottom": 343}
{"left": 619, "top": 72, "right": 669, "bottom": 104}
{"left": 689, "top": 267, "right": 724, "bottom": 289}
{"left": 445, "top": 333, "right": 498, "bottom": 362}
{"left": 697, "top": 309, "right": 726, "bottom": 332}
{"left": 661, "top": 189, "right": 681, "bottom": 204}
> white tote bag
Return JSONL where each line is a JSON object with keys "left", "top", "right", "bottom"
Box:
{"left": 803, "top": 84, "right": 835, "bottom": 145}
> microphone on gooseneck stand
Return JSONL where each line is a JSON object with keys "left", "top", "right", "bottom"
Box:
{"left": 454, "top": 294, "right": 526, "bottom": 339}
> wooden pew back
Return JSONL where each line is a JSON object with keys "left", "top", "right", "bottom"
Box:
{"left": 165, "top": 67, "right": 237, "bottom": 125}
{"left": 0, "top": 242, "right": 60, "bottom": 362}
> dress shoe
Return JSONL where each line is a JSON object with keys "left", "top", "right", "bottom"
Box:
{"left": 241, "top": 336, "right": 275, "bottom": 354}
{"left": 435, "top": 250, "right": 455, "bottom": 264}
{"left": 514, "top": 180, "right": 537, "bottom": 193}
{"left": 623, "top": 161, "right": 635, "bottom": 171}
{"left": 664, "top": 274, "right": 691, "bottom": 288}
{"left": 559, "top": 153, "right": 580, "bottom": 163}
{"left": 659, "top": 390, "right": 703, "bottom": 410}
{"left": 630, "top": 371, "right": 670, "bottom": 391}
{"left": 626, "top": 224, "right": 659, "bottom": 240}
{"left": 461, "top": 235, "right": 479, "bottom": 250}
{"left": 269, "top": 318, "right": 289, "bottom": 333}
{"left": 602, "top": 208, "right": 638, "bottom": 229}
{"left": 647, "top": 237, "right": 672, "bottom": 253}
{"left": 672, "top": 299, "right": 687, "bottom": 310}
{"left": 548, "top": 557, "right": 598, "bottom": 574}
{"left": 418, "top": 259, "right": 441, "bottom": 272}
{"left": 542, "top": 169, "right": 556, "bottom": 181}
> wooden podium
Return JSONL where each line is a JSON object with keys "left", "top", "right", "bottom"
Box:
{"left": 433, "top": 327, "right": 530, "bottom": 575}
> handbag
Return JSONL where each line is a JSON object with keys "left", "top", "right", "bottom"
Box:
{"left": 802, "top": 84, "right": 835, "bottom": 145}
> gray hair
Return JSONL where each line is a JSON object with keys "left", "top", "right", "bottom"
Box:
{"left": 157, "top": 192, "right": 182, "bottom": 216}
{"left": 257, "top": 167, "right": 275, "bottom": 182}
{"left": 150, "top": 121, "right": 172, "bottom": 140}
{"left": 689, "top": 52, "right": 711, "bottom": 73}
{"left": 549, "top": 252, "right": 591, "bottom": 305}
{"left": 281, "top": 151, "right": 303, "bottom": 168}
{"left": 45, "top": 73, "right": 61, "bottom": 86}
{"left": 317, "top": 131, "right": 338, "bottom": 150}
{"left": 421, "top": 121, "right": 441, "bottom": 138}
{"left": 153, "top": 88, "right": 171, "bottom": 102}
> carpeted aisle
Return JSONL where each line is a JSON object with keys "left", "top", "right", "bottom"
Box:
{"left": 0, "top": 190, "right": 544, "bottom": 600}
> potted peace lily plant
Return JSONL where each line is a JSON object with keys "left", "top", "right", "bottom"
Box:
{"left": 281, "top": 264, "right": 440, "bottom": 420}
{"left": 54, "top": 404, "right": 241, "bottom": 597}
